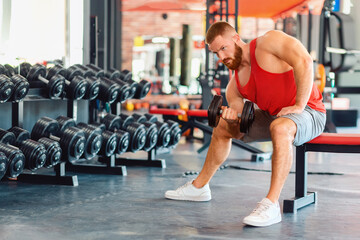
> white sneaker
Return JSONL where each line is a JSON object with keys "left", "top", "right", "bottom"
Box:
{"left": 165, "top": 180, "right": 211, "bottom": 201}
{"left": 243, "top": 198, "right": 282, "bottom": 227}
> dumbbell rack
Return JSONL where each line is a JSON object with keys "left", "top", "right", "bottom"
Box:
{"left": 9, "top": 88, "right": 79, "bottom": 186}
{"left": 110, "top": 103, "right": 166, "bottom": 168}
{"left": 62, "top": 102, "right": 166, "bottom": 175}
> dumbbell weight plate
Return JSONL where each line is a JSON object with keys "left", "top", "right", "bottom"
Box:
{"left": 31, "top": 117, "right": 60, "bottom": 141}
{"left": 0, "top": 142, "right": 25, "bottom": 178}
{"left": 0, "top": 129, "right": 16, "bottom": 145}
{"left": 84, "top": 76, "right": 100, "bottom": 100}
{"left": 47, "top": 75, "right": 65, "bottom": 98}
{"left": 7, "top": 126, "right": 30, "bottom": 146}
{"left": 101, "top": 114, "right": 122, "bottom": 131}
{"left": 0, "top": 75, "right": 14, "bottom": 103}
{"left": 134, "top": 80, "right": 151, "bottom": 99}
{"left": 208, "top": 95, "right": 222, "bottom": 128}
{"left": 142, "top": 121, "right": 158, "bottom": 151}
{"left": 240, "top": 101, "right": 255, "bottom": 134}
{"left": 166, "top": 120, "right": 182, "bottom": 147}
{"left": 67, "top": 75, "right": 87, "bottom": 100}
{"left": 77, "top": 123, "right": 103, "bottom": 160}
{"left": 100, "top": 130, "right": 117, "bottom": 157}
{"left": 60, "top": 127, "right": 86, "bottom": 163}
{"left": 55, "top": 116, "right": 77, "bottom": 136}
{"left": 0, "top": 151, "right": 7, "bottom": 180}
{"left": 20, "top": 139, "right": 47, "bottom": 171}
{"left": 114, "top": 129, "right": 130, "bottom": 154}
{"left": 126, "top": 122, "right": 146, "bottom": 152}
{"left": 38, "top": 137, "right": 62, "bottom": 168}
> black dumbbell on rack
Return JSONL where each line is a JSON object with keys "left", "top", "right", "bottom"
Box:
{"left": 101, "top": 113, "right": 146, "bottom": 153}
{"left": 117, "top": 69, "right": 151, "bottom": 99}
{"left": 65, "top": 65, "right": 100, "bottom": 101}
{"left": 0, "top": 74, "right": 14, "bottom": 103}
{"left": 31, "top": 117, "right": 86, "bottom": 163}
{"left": 105, "top": 69, "right": 138, "bottom": 100}
{"left": 129, "top": 113, "right": 159, "bottom": 151}
{"left": 165, "top": 120, "right": 182, "bottom": 147}
{"left": 83, "top": 64, "right": 132, "bottom": 103}
{"left": 90, "top": 122, "right": 130, "bottom": 155}
{"left": 5, "top": 127, "right": 47, "bottom": 171}
{"left": 73, "top": 64, "right": 120, "bottom": 104}
{"left": 55, "top": 116, "right": 103, "bottom": 160}
{"left": 0, "top": 129, "right": 26, "bottom": 178}
{"left": 19, "top": 63, "right": 65, "bottom": 99}
{"left": 144, "top": 114, "right": 171, "bottom": 148}
{"left": 47, "top": 64, "right": 88, "bottom": 100}
{"left": 0, "top": 64, "right": 29, "bottom": 102}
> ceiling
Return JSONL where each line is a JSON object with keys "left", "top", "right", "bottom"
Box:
{"left": 122, "top": 0, "right": 325, "bottom": 18}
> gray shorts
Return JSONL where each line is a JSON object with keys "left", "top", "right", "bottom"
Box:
{"left": 241, "top": 105, "right": 326, "bottom": 146}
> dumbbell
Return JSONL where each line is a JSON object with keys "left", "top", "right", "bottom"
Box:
{"left": 117, "top": 69, "right": 151, "bottom": 99}
{"left": 101, "top": 113, "right": 146, "bottom": 153}
{"left": 19, "top": 63, "right": 65, "bottom": 99}
{"left": 208, "top": 94, "right": 255, "bottom": 133}
{"left": 55, "top": 116, "right": 103, "bottom": 160}
{"left": 0, "top": 129, "right": 25, "bottom": 178}
{"left": 73, "top": 65, "right": 120, "bottom": 103}
{"left": 131, "top": 113, "right": 159, "bottom": 151}
{"left": 165, "top": 120, "right": 182, "bottom": 147}
{"left": 5, "top": 127, "right": 47, "bottom": 171}
{"left": 31, "top": 117, "right": 86, "bottom": 163}
{"left": 66, "top": 65, "right": 100, "bottom": 100}
{"left": 144, "top": 114, "right": 171, "bottom": 148}
{"left": 47, "top": 64, "right": 88, "bottom": 100}
{"left": 91, "top": 122, "right": 129, "bottom": 155}
{"left": 83, "top": 64, "right": 132, "bottom": 103}
{"left": 0, "top": 74, "right": 14, "bottom": 103}
{"left": 0, "top": 64, "right": 29, "bottom": 102}
{"left": 105, "top": 68, "right": 138, "bottom": 99}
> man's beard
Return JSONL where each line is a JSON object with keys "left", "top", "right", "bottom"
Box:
{"left": 223, "top": 43, "right": 242, "bottom": 70}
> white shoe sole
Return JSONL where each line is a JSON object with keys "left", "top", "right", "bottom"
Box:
{"left": 165, "top": 193, "right": 211, "bottom": 202}
{"left": 243, "top": 214, "right": 282, "bottom": 227}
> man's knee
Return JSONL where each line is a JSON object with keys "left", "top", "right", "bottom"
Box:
{"left": 269, "top": 118, "right": 296, "bottom": 141}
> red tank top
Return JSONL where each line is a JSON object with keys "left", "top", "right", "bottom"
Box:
{"left": 235, "top": 38, "right": 326, "bottom": 116}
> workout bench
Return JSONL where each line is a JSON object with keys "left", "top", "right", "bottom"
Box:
{"left": 283, "top": 133, "right": 360, "bottom": 213}
{"left": 149, "top": 106, "right": 272, "bottom": 162}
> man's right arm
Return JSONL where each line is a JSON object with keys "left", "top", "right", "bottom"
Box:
{"left": 213, "top": 75, "right": 244, "bottom": 139}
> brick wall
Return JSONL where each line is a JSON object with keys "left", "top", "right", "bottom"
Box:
{"left": 121, "top": 10, "right": 204, "bottom": 70}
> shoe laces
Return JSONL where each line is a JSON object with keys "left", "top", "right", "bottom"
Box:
{"left": 176, "top": 181, "right": 192, "bottom": 192}
{"left": 251, "top": 201, "right": 271, "bottom": 216}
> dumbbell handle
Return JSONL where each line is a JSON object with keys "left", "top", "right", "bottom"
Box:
{"left": 38, "top": 75, "right": 50, "bottom": 84}
{"left": 49, "top": 135, "right": 61, "bottom": 142}
{"left": 219, "top": 109, "right": 242, "bottom": 118}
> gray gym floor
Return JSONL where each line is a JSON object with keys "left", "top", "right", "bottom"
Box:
{"left": 1, "top": 123, "right": 360, "bottom": 240}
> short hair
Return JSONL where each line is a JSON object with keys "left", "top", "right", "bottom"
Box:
{"left": 205, "top": 21, "right": 236, "bottom": 44}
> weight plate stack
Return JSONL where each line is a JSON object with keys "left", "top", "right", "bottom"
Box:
{"left": 0, "top": 74, "right": 14, "bottom": 103}
{"left": 134, "top": 79, "right": 151, "bottom": 99}
{"left": 114, "top": 129, "right": 130, "bottom": 154}
{"left": 38, "top": 137, "right": 62, "bottom": 168}
{"left": 0, "top": 142, "right": 25, "bottom": 178}
{"left": 126, "top": 122, "right": 146, "bottom": 152}
{"left": 208, "top": 95, "right": 222, "bottom": 128}
{"left": 119, "top": 113, "right": 135, "bottom": 130}
{"left": 77, "top": 122, "right": 103, "bottom": 160}
{"left": 8, "top": 126, "right": 31, "bottom": 146}
{"left": 0, "top": 152, "right": 8, "bottom": 180}
{"left": 166, "top": 120, "right": 182, "bottom": 147}
{"left": 98, "top": 77, "right": 120, "bottom": 104}
{"left": 99, "top": 130, "right": 117, "bottom": 157}
{"left": 20, "top": 139, "right": 47, "bottom": 171}
{"left": 155, "top": 121, "right": 171, "bottom": 148}
{"left": 84, "top": 76, "right": 100, "bottom": 100}
{"left": 0, "top": 129, "right": 16, "bottom": 145}
{"left": 31, "top": 117, "right": 60, "bottom": 140}
{"left": 60, "top": 127, "right": 86, "bottom": 163}
{"left": 141, "top": 121, "right": 158, "bottom": 152}
{"left": 132, "top": 113, "right": 147, "bottom": 124}
{"left": 55, "top": 116, "right": 77, "bottom": 137}
{"left": 144, "top": 113, "right": 158, "bottom": 123}
{"left": 240, "top": 101, "right": 255, "bottom": 134}
{"left": 101, "top": 114, "right": 122, "bottom": 131}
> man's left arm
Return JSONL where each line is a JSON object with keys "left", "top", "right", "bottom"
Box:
{"left": 263, "top": 30, "right": 314, "bottom": 117}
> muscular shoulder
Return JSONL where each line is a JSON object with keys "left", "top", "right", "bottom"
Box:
{"left": 257, "top": 30, "right": 299, "bottom": 53}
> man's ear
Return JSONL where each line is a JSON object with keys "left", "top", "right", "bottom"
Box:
{"left": 231, "top": 34, "right": 240, "bottom": 43}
